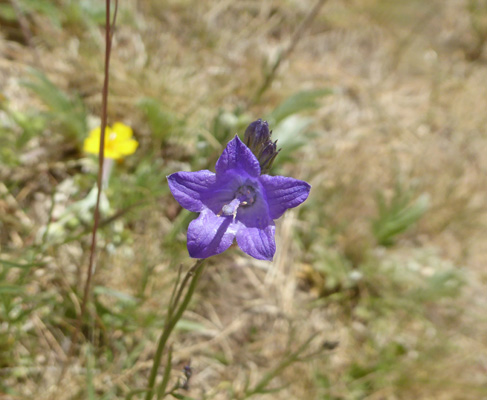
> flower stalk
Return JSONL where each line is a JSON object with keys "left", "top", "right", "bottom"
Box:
{"left": 144, "top": 259, "right": 206, "bottom": 400}
{"left": 61, "top": 0, "right": 118, "bottom": 376}
{"left": 102, "top": 157, "right": 114, "bottom": 188}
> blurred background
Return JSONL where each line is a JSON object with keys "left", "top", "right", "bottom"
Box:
{"left": 1, "top": 0, "right": 487, "bottom": 399}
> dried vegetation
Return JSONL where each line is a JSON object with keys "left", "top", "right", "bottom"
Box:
{"left": 1, "top": 0, "right": 487, "bottom": 399}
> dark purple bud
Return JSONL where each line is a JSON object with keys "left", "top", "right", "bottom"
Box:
{"left": 244, "top": 119, "right": 280, "bottom": 174}
{"left": 181, "top": 364, "right": 192, "bottom": 390}
{"left": 260, "top": 140, "right": 277, "bottom": 159}
{"left": 244, "top": 119, "right": 271, "bottom": 153}
{"left": 259, "top": 140, "right": 280, "bottom": 174}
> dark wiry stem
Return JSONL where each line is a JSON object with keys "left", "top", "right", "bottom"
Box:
{"left": 61, "top": 0, "right": 119, "bottom": 378}
{"left": 77, "top": 0, "right": 115, "bottom": 346}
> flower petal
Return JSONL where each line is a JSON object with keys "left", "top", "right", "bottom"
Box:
{"left": 260, "top": 175, "right": 311, "bottom": 220}
{"left": 215, "top": 136, "right": 261, "bottom": 177}
{"left": 112, "top": 122, "right": 133, "bottom": 139}
{"left": 84, "top": 127, "right": 105, "bottom": 155}
{"left": 84, "top": 126, "right": 125, "bottom": 158}
{"left": 83, "top": 135, "right": 101, "bottom": 155}
{"left": 187, "top": 209, "right": 238, "bottom": 258}
{"left": 236, "top": 221, "right": 276, "bottom": 261}
{"left": 234, "top": 189, "right": 275, "bottom": 261}
{"left": 118, "top": 139, "right": 139, "bottom": 156}
{"left": 235, "top": 181, "right": 271, "bottom": 228}
{"left": 168, "top": 170, "right": 216, "bottom": 212}
{"left": 105, "top": 148, "right": 122, "bottom": 159}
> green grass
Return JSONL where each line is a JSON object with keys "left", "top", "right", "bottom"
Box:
{"left": 1, "top": 0, "right": 487, "bottom": 399}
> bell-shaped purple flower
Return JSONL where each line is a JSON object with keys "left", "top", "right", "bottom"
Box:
{"left": 167, "top": 135, "right": 310, "bottom": 261}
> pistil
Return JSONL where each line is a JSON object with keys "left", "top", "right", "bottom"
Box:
{"left": 218, "top": 185, "right": 256, "bottom": 221}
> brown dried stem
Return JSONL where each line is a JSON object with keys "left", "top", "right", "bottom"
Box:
{"left": 61, "top": 0, "right": 119, "bottom": 375}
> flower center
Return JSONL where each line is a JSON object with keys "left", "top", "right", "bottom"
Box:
{"left": 104, "top": 132, "right": 118, "bottom": 152}
{"left": 219, "top": 185, "right": 256, "bottom": 220}
{"left": 235, "top": 185, "right": 256, "bottom": 206}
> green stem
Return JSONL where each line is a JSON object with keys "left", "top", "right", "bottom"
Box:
{"left": 156, "top": 346, "right": 173, "bottom": 399}
{"left": 144, "top": 259, "right": 205, "bottom": 400}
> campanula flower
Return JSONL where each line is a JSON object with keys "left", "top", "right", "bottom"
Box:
{"left": 84, "top": 122, "right": 138, "bottom": 160}
{"left": 168, "top": 133, "right": 310, "bottom": 261}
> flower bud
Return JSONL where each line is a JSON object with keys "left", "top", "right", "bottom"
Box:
{"left": 259, "top": 140, "right": 280, "bottom": 174}
{"left": 243, "top": 119, "right": 280, "bottom": 174}
{"left": 244, "top": 119, "right": 271, "bottom": 154}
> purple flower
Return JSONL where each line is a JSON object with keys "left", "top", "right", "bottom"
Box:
{"left": 167, "top": 135, "right": 310, "bottom": 261}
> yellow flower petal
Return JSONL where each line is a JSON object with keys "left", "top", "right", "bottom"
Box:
{"left": 105, "top": 148, "right": 122, "bottom": 159}
{"left": 118, "top": 139, "right": 139, "bottom": 156}
{"left": 112, "top": 122, "right": 133, "bottom": 140}
{"left": 88, "top": 126, "right": 102, "bottom": 139}
{"left": 83, "top": 135, "right": 101, "bottom": 155}
{"left": 84, "top": 123, "right": 138, "bottom": 159}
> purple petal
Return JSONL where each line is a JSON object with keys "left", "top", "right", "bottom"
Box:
{"left": 234, "top": 191, "right": 275, "bottom": 260}
{"left": 236, "top": 222, "right": 276, "bottom": 261}
{"left": 187, "top": 209, "right": 238, "bottom": 258}
{"left": 200, "top": 170, "right": 246, "bottom": 214}
{"left": 235, "top": 183, "right": 270, "bottom": 228}
{"left": 168, "top": 170, "right": 216, "bottom": 212}
{"left": 215, "top": 136, "right": 261, "bottom": 177}
{"left": 260, "top": 175, "right": 311, "bottom": 220}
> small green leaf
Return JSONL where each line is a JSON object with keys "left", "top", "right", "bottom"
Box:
{"left": 0, "top": 4, "right": 16, "bottom": 21}
{"left": 267, "top": 88, "right": 333, "bottom": 125}
{"left": 372, "top": 184, "right": 429, "bottom": 246}
{"left": 21, "top": 69, "right": 87, "bottom": 142}
{"left": 137, "top": 97, "right": 179, "bottom": 142}
{"left": 175, "top": 319, "right": 207, "bottom": 332}
{"left": 270, "top": 115, "right": 316, "bottom": 164}
{"left": 94, "top": 286, "right": 138, "bottom": 306}
{"left": 0, "top": 285, "right": 24, "bottom": 295}
{"left": 0, "top": 258, "right": 43, "bottom": 270}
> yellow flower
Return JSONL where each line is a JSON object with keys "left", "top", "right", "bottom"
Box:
{"left": 83, "top": 122, "right": 139, "bottom": 159}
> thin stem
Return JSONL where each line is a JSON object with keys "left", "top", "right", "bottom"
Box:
{"left": 144, "top": 259, "right": 205, "bottom": 400}
{"left": 166, "top": 265, "right": 183, "bottom": 323}
{"left": 102, "top": 158, "right": 114, "bottom": 188}
{"left": 171, "top": 262, "right": 201, "bottom": 313}
{"left": 63, "top": 0, "right": 118, "bottom": 369}
{"left": 77, "top": 0, "right": 114, "bottom": 343}
{"left": 156, "top": 346, "right": 173, "bottom": 399}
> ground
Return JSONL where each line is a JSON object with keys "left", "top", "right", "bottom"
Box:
{"left": 1, "top": 0, "right": 487, "bottom": 399}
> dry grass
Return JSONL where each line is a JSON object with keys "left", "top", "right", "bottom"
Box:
{"left": 1, "top": 0, "right": 487, "bottom": 399}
